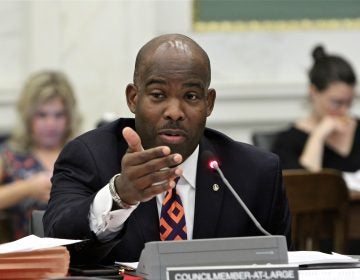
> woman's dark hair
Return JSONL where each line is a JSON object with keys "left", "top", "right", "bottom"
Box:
{"left": 308, "top": 45, "right": 356, "bottom": 91}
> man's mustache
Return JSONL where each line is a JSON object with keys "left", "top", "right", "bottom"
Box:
{"left": 160, "top": 121, "right": 186, "bottom": 131}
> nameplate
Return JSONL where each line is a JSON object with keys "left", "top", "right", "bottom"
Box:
{"left": 166, "top": 264, "right": 299, "bottom": 280}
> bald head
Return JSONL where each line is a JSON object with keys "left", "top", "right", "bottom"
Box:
{"left": 133, "top": 34, "right": 211, "bottom": 86}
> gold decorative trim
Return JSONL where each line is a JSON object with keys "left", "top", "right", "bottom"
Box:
{"left": 194, "top": 18, "right": 360, "bottom": 32}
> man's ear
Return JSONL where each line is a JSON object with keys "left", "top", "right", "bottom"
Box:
{"left": 206, "top": 88, "right": 216, "bottom": 117}
{"left": 126, "top": 83, "right": 138, "bottom": 113}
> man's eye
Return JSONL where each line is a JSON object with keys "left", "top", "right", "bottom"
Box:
{"left": 185, "top": 93, "right": 199, "bottom": 101}
{"left": 151, "top": 92, "right": 165, "bottom": 99}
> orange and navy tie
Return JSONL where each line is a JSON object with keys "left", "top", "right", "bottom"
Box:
{"left": 159, "top": 180, "right": 187, "bottom": 241}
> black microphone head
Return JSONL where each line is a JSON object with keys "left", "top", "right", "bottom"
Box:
{"left": 201, "top": 150, "right": 219, "bottom": 170}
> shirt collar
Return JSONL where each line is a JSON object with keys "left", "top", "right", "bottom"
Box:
{"left": 178, "top": 145, "right": 199, "bottom": 189}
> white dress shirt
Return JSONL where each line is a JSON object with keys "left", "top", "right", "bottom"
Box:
{"left": 89, "top": 146, "right": 199, "bottom": 242}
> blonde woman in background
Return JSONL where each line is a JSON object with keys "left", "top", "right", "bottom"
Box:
{"left": 0, "top": 70, "right": 81, "bottom": 241}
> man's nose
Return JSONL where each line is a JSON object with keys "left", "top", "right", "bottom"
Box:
{"left": 164, "top": 98, "right": 184, "bottom": 121}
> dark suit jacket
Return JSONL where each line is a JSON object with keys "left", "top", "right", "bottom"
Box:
{"left": 44, "top": 118, "right": 291, "bottom": 264}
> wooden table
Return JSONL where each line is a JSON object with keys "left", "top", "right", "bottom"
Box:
{"left": 349, "top": 190, "right": 360, "bottom": 239}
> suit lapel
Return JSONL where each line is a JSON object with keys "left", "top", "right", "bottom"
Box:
{"left": 133, "top": 198, "right": 160, "bottom": 242}
{"left": 193, "top": 139, "right": 225, "bottom": 238}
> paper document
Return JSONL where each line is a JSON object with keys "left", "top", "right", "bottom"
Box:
{"left": 0, "top": 245, "right": 71, "bottom": 279}
{"left": 115, "top": 261, "right": 138, "bottom": 270}
{"left": 343, "top": 170, "right": 360, "bottom": 191}
{"left": 288, "top": 251, "right": 359, "bottom": 265}
{"left": 299, "top": 268, "right": 360, "bottom": 280}
{"left": 0, "top": 234, "right": 82, "bottom": 254}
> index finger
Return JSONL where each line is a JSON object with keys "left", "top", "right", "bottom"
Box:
{"left": 122, "top": 127, "right": 144, "bottom": 152}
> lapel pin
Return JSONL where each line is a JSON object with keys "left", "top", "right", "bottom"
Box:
{"left": 212, "top": 184, "right": 220, "bottom": 191}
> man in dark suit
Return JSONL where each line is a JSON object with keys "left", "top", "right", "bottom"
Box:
{"left": 44, "top": 33, "right": 291, "bottom": 264}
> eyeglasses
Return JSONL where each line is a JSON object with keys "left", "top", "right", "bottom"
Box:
{"left": 328, "top": 99, "right": 353, "bottom": 110}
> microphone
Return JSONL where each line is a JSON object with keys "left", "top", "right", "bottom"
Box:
{"left": 202, "top": 151, "right": 271, "bottom": 236}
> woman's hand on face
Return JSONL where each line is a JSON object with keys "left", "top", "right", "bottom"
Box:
{"left": 26, "top": 171, "right": 52, "bottom": 203}
{"left": 317, "top": 115, "right": 351, "bottom": 138}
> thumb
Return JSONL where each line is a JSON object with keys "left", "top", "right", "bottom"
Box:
{"left": 122, "top": 127, "right": 144, "bottom": 152}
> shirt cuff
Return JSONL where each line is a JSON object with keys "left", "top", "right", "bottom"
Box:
{"left": 89, "top": 182, "right": 138, "bottom": 242}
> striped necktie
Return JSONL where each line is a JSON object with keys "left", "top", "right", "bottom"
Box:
{"left": 159, "top": 178, "right": 187, "bottom": 240}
